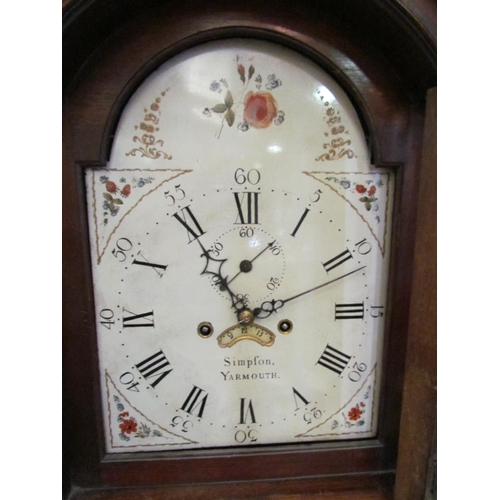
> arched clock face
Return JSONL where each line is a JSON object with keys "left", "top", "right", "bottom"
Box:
{"left": 85, "top": 39, "right": 393, "bottom": 453}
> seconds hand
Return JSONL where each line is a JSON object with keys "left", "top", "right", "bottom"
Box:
{"left": 225, "top": 240, "right": 276, "bottom": 286}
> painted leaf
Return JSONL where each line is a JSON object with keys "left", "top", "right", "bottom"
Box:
{"left": 114, "top": 199, "right": 124, "bottom": 205}
{"left": 225, "top": 108, "right": 235, "bottom": 127}
{"left": 248, "top": 65, "right": 255, "bottom": 80}
{"left": 103, "top": 193, "right": 113, "bottom": 201}
{"left": 212, "top": 103, "right": 228, "bottom": 113}
{"left": 224, "top": 90, "right": 233, "bottom": 108}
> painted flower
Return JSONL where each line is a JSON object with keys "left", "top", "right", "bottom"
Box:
{"left": 210, "top": 80, "right": 221, "bottom": 92}
{"left": 266, "top": 74, "right": 282, "bottom": 90}
{"left": 119, "top": 412, "right": 129, "bottom": 418}
{"left": 274, "top": 110, "right": 285, "bottom": 126}
{"left": 121, "top": 184, "right": 131, "bottom": 197}
{"left": 119, "top": 418, "right": 138, "bottom": 434}
{"left": 348, "top": 407, "right": 363, "bottom": 421}
{"left": 356, "top": 184, "right": 366, "bottom": 194}
{"left": 106, "top": 181, "right": 117, "bottom": 193}
{"left": 368, "top": 185, "right": 376, "bottom": 196}
{"left": 243, "top": 91, "right": 278, "bottom": 129}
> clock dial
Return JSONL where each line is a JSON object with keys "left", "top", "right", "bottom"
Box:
{"left": 85, "top": 39, "right": 393, "bottom": 453}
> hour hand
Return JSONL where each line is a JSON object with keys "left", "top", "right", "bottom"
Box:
{"left": 253, "top": 266, "right": 366, "bottom": 319}
{"left": 197, "top": 240, "right": 244, "bottom": 311}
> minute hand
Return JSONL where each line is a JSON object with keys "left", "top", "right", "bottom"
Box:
{"left": 254, "top": 266, "right": 366, "bottom": 319}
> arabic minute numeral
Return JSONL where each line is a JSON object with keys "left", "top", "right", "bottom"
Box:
{"left": 164, "top": 184, "right": 186, "bottom": 206}
{"left": 303, "top": 407, "right": 322, "bottom": 425}
{"left": 112, "top": 237, "right": 133, "bottom": 262}
{"left": 119, "top": 371, "right": 140, "bottom": 392}
{"left": 348, "top": 362, "right": 367, "bottom": 382}
{"left": 267, "top": 277, "right": 280, "bottom": 290}
{"left": 99, "top": 308, "right": 115, "bottom": 329}
{"left": 234, "top": 429, "right": 258, "bottom": 444}
{"left": 354, "top": 238, "right": 372, "bottom": 255}
{"left": 171, "top": 415, "right": 194, "bottom": 433}
{"left": 234, "top": 168, "right": 261, "bottom": 185}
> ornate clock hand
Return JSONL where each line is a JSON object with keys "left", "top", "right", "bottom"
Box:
{"left": 225, "top": 240, "right": 276, "bottom": 286}
{"left": 254, "top": 266, "right": 366, "bottom": 319}
{"left": 197, "top": 240, "right": 246, "bottom": 312}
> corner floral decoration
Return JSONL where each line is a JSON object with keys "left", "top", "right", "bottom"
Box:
{"left": 113, "top": 395, "right": 164, "bottom": 441}
{"left": 126, "top": 89, "right": 173, "bottom": 159}
{"left": 324, "top": 175, "right": 384, "bottom": 222}
{"left": 203, "top": 57, "right": 285, "bottom": 138}
{"left": 331, "top": 385, "right": 372, "bottom": 431}
{"left": 99, "top": 175, "right": 154, "bottom": 226}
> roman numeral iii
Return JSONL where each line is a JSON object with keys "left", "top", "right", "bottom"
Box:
{"left": 335, "top": 302, "right": 365, "bottom": 320}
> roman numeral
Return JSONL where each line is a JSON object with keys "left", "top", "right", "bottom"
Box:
{"left": 292, "top": 387, "right": 310, "bottom": 411}
{"left": 135, "top": 350, "right": 173, "bottom": 388}
{"left": 132, "top": 251, "right": 167, "bottom": 277}
{"left": 239, "top": 398, "right": 256, "bottom": 424}
{"left": 234, "top": 192, "right": 260, "bottom": 224}
{"left": 172, "top": 206, "right": 205, "bottom": 243}
{"left": 181, "top": 385, "right": 208, "bottom": 418}
{"left": 317, "top": 344, "right": 351, "bottom": 375}
{"left": 122, "top": 309, "right": 154, "bottom": 328}
{"left": 335, "top": 302, "right": 365, "bottom": 320}
{"left": 291, "top": 208, "right": 310, "bottom": 237}
{"left": 322, "top": 248, "right": 353, "bottom": 273}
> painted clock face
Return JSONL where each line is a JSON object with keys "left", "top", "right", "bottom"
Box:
{"left": 85, "top": 39, "right": 393, "bottom": 453}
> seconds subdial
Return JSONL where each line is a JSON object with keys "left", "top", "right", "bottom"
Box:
{"left": 208, "top": 227, "right": 285, "bottom": 307}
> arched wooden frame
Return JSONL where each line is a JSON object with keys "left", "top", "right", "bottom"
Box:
{"left": 63, "top": 0, "right": 436, "bottom": 496}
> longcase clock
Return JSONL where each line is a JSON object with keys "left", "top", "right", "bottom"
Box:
{"left": 63, "top": 1, "right": 436, "bottom": 498}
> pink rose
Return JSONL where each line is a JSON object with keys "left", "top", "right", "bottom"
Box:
{"left": 243, "top": 91, "right": 278, "bottom": 129}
